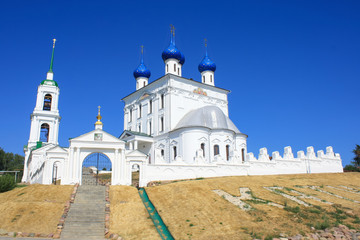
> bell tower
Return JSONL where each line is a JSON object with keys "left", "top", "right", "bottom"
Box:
{"left": 26, "top": 39, "right": 61, "bottom": 150}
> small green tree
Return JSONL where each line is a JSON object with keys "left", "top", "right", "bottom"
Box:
{"left": 0, "top": 174, "right": 16, "bottom": 193}
{"left": 352, "top": 144, "right": 360, "bottom": 167}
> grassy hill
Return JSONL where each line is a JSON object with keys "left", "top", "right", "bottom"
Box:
{"left": 0, "top": 184, "right": 73, "bottom": 235}
{"left": 1, "top": 173, "right": 359, "bottom": 239}
{"left": 144, "top": 173, "right": 360, "bottom": 240}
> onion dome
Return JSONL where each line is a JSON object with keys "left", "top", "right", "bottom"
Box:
{"left": 133, "top": 46, "right": 151, "bottom": 79}
{"left": 162, "top": 25, "right": 185, "bottom": 64}
{"left": 198, "top": 39, "right": 216, "bottom": 72}
{"left": 179, "top": 51, "right": 185, "bottom": 65}
{"left": 198, "top": 55, "right": 216, "bottom": 72}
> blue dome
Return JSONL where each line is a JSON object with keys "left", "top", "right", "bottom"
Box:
{"left": 162, "top": 42, "right": 185, "bottom": 65}
{"left": 179, "top": 51, "right": 185, "bottom": 65}
{"left": 198, "top": 55, "right": 216, "bottom": 73}
{"left": 133, "top": 62, "right": 151, "bottom": 79}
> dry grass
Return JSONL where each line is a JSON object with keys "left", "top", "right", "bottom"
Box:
{"left": 144, "top": 173, "right": 360, "bottom": 240}
{"left": 109, "top": 185, "right": 160, "bottom": 240}
{"left": 0, "top": 184, "right": 73, "bottom": 234}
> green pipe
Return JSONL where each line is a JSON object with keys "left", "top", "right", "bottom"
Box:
{"left": 138, "top": 188, "right": 174, "bottom": 240}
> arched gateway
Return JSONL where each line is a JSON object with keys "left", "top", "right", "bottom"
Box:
{"left": 82, "top": 152, "right": 112, "bottom": 185}
{"left": 61, "top": 109, "right": 127, "bottom": 185}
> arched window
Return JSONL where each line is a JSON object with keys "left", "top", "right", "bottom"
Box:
{"left": 174, "top": 63, "right": 176, "bottom": 72}
{"left": 203, "top": 76, "right": 205, "bottom": 83}
{"left": 138, "top": 124, "right": 141, "bottom": 133}
{"left": 143, "top": 82, "right": 146, "bottom": 87}
{"left": 210, "top": 75, "right": 213, "bottom": 83}
{"left": 43, "top": 94, "right": 52, "bottom": 111}
{"left": 139, "top": 105, "right": 142, "bottom": 118}
{"left": 166, "top": 64, "right": 169, "bottom": 72}
{"left": 173, "top": 146, "right": 177, "bottom": 159}
{"left": 129, "top": 109, "right": 133, "bottom": 122}
{"left": 160, "top": 117, "right": 164, "bottom": 132}
{"left": 226, "top": 145, "right": 230, "bottom": 161}
{"left": 201, "top": 143, "right": 205, "bottom": 157}
{"left": 161, "top": 94, "right": 164, "bottom": 109}
{"left": 214, "top": 145, "right": 220, "bottom": 156}
{"left": 161, "top": 149, "right": 164, "bottom": 157}
{"left": 149, "top": 100, "right": 152, "bottom": 114}
{"left": 241, "top": 148, "right": 245, "bottom": 162}
{"left": 40, "top": 123, "right": 50, "bottom": 142}
{"left": 178, "top": 67, "right": 180, "bottom": 75}
{"left": 148, "top": 121, "right": 152, "bottom": 135}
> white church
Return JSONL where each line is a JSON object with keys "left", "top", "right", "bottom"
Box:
{"left": 22, "top": 29, "right": 343, "bottom": 187}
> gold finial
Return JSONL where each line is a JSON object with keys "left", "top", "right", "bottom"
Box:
{"left": 95, "top": 105, "right": 103, "bottom": 125}
{"left": 204, "top": 38, "right": 207, "bottom": 47}
{"left": 141, "top": 45, "right": 144, "bottom": 54}
{"left": 170, "top": 24, "right": 173, "bottom": 35}
{"left": 172, "top": 25, "right": 175, "bottom": 37}
{"left": 52, "top": 38, "right": 56, "bottom": 48}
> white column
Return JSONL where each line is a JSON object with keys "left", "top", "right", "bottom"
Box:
{"left": 134, "top": 141, "right": 138, "bottom": 150}
{"left": 112, "top": 149, "right": 119, "bottom": 185}
{"left": 72, "top": 147, "right": 78, "bottom": 182}
{"left": 76, "top": 148, "right": 81, "bottom": 184}
{"left": 120, "top": 149, "right": 126, "bottom": 185}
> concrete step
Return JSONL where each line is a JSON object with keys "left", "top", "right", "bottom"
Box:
{"left": 60, "top": 185, "right": 106, "bottom": 240}
{"left": 63, "top": 227, "right": 104, "bottom": 232}
{"left": 62, "top": 232, "right": 104, "bottom": 235}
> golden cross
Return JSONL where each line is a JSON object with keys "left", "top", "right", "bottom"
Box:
{"left": 141, "top": 45, "right": 144, "bottom": 54}
{"left": 172, "top": 25, "right": 175, "bottom": 37}
{"left": 53, "top": 38, "right": 56, "bottom": 48}
{"left": 204, "top": 38, "right": 207, "bottom": 47}
{"left": 98, "top": 105, "right": 101, "bottom": 115}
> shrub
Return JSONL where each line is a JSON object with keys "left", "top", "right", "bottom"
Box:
{"left": 284, "top": 206, "right": 300, "bottom": 214}
{"left": 343, "top": 165, "right": 360, "bottom": 172}
{"left": 0, "top": 174, "right": 16, "bottom": 193}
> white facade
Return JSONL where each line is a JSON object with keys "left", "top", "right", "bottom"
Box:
{"left": 22, "top": 36, "right": 343, "bottom": 187}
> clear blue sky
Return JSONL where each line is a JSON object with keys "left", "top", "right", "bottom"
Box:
{"left": 0, "top": 1, "right": 359, "bottom": 166}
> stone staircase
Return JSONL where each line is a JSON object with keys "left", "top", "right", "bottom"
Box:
{"left": 61, "top": 185, "right": 106, "bottom": 240}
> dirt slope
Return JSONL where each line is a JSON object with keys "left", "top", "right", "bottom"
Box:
{"left": 0, "top": 184, "right": 73, "bottom": 234}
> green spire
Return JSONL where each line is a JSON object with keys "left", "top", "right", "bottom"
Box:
{"left": 48, "top": 38, "right": 56, "bottom": 73}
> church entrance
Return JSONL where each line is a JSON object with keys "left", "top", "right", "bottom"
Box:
{"left": 82, "top": 153, "right": 112, "bottom": 185}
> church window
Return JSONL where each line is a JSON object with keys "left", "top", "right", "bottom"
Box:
{"left": 160, "top": 94, "right": 164, "bottom": 109}
{"left": 160, "top": 117, "right": 164, "bottom": 132}
{"left": 161, "top": 149, "right": 164, "bottom": 157}
{"left": 214, "top": 145, "right": 220, "bottom": 156}
{"left": 201, "top": 143, "right": 205, "bottom": 157}
{"left": 178, "top": 67, "right": 180, "bottom": 75}
{"left": 166, "top": 64, "right": 169, "bottom": 72}
{"left": 129, "top": 109, "right": 133, "bottom": 122}
{"left": 139, "top": 105, "right": 142, "bottom": 118}
{"left": 241, "top": 148, "right": 245, "bottom": 162}
{"left": 40, "top": 123, "right": 50, "bottom": 142}
{"left": 143, "top": 82, "right": 145, "bottom": 87}
{"left": 174, "top": 63, "right": 176, "bottom": 72}
{"left": 202, "top": 76, "right": 205, "bottom": 83}
{"left": 210, "top": 75, "right": 213, "bottom": 83}
{"left": 148, "top": 121, "right": 152, "bottom": 135}
{"left": 138, "top": 124, "right": 141, "bottom": 133}
{"left": 226, "top": 145, "right": 230, "bottom": 161}
{"left": 149, "top": 100, "right": 152, "bottom": 114}
{"left": 43, "top": 94, "right": 52, "bottom": 111}
{"left": 173, "top": 146, "right": 177, "bottom": 159}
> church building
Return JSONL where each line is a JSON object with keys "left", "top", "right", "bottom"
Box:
{"left": 22, "top": 29, "right": 344, "bottom": 187}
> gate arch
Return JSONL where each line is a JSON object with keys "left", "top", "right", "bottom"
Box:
{"left": 81, "top": 152, "right": 112, "bottom": 185}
